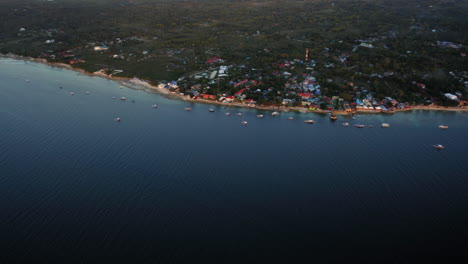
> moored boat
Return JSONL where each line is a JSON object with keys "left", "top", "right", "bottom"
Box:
{"left": 209, "top": 108, "right": 215, "bottom": 112}
{"left": 120, "top": 97, "right": 126, "bottom": 101}
{"left": 381, "top": 123, "right": 390, "bottom": 128}
{"left": 225, "top": 112, "right": 231, "bottom": 116}
{"left": 256, "top": 114, "right": 264, "bottom": 118}
{"left": 304, "top": 120, "right": 315, "bottom": 124}
{"left": 85, "top": 91, "right": 90, "bottom": 94}
{"left": 241, "top": 121, "right": 248, "bottom": 125}
{"left": 288, "top": 117, "right": 295, "bottom": 120}
{"left": 237, "top": 113, "right": 243, "bottom": 116}
{"left": 114, "top": 117, "right": 121, "bottom": 122}
{"left": 438, "top": 125, "right": 448, "bottom": 129}
{"left": 272, "top": 111, "right": 280, "bottom": 116}
{"left": 354, "top": 124, "right": 366, "bottom": 128}
{"left": 329, "top": 114, "right": 338, "bottom": 121}
{"left": 152, "top": 104, "right": 158, "bottom": 108}
{"left": 184, "top": 107, "right": 192, "bottom": 111}
{"left": 432, "top": 144, "right": 445, "bottom": 150}
{"left": 342, "top": 122, "right": 349, "bottom": 127}
{"left": 70, "top": 92, "right": 75, "bottom": 95}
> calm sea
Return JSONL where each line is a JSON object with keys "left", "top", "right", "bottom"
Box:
{"left": 1, "top": 58, "right": 467, "bottom": 262}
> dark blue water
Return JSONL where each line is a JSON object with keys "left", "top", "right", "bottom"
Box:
{"left": 1, "top": 58, "right": 467, "bottom": 262}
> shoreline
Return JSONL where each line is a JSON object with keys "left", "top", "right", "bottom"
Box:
{"left": 2, "top": 53, "right": 467, "bottom": 114}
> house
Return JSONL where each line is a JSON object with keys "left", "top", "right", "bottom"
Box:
{"left": 200, "top": 94, "right": 216, "bottom": 100}
{"left": 94, "top": 45, "right": 109, "bottom": 51}
{"left": 444, "top": 93, "right": 458, "bottom": 101}
{"left": 359, "top": 43, "right": 374, "bottom": 48}
{"left": 206, "top": 57, "right": 222, "bottom": 64}
{"left": 235, "top": 88, "right": 246, "bottom": 97}
{"left": 225, "top": 96, "right": 234, "bottom": 102}
{"left": 297, "top": 93, "right": 311, "bottom": 100}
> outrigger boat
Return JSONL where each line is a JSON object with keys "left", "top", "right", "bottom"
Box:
{"left": 432, "top": 144, "right": 445, "bottom": 150}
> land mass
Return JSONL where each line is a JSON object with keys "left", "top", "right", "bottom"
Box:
{"left": 1, "top": 0, "right": 467, "bottom": 112}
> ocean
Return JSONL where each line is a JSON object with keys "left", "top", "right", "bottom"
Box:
{"left": 1, "top": 58, "right": 467, "bottom": 262}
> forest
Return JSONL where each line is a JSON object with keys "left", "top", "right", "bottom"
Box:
{"left": 1, "top": 0, "right": 467, "bottom": 106}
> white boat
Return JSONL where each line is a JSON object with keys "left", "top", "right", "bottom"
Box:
{"left": 241, "top": 121, "right": 248, "bottom": 125}
{"left": 184, "top": 107, "right": 192, "bottom": 111}
{"left": 381, "top": 123, "right": 390, "bottom": 128}
{"left": 438, "top": 125, "right": 448, "bottom": 129}
{"left": 70, "top": 92, "right": 75, "bottom": 95}
{"left": 354, "top": 124, "right": 366, "bottom": 128}
{"left": 288, "top": 117, "right": 295, "bottom": 120}
{"left": 304, "top": 120, "right": 315, "bottom": 124}
{"left": 112, "top": 96, "right": 116, "bottom": 99}
{"left": 120, "top": 97, "right": 127, "bottom": 101}
{"left": 237, "top": 113, "right": 243, "bottom": 116}
{"left": 114, "top": 117, "right": 121, "bottom": 122}
{"left": 225, "top": 112, "right": 231, "bottom": 116}
{"left": 152, "top": 105, "right": 158, "bottom": 108}
{"left": 272, "top": 111, "right": 280, "bottom": 116}
{"left": 85, "top": 91, "right": 91, "bottom": 94}
{"left": 257, "top": 114, "right": 264, "bottom": 118}
{"left": 342, "top": 122, "right": 349, "bottom": 127}
{"left": 209, "top": 108, "right": 215, "bottom": 112}
{"left": 433, "top": 144, "right": 445, "bottom": 150}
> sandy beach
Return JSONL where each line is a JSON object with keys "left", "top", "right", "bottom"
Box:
{"left": 2, "top": 53, "right": 467, "bottom": 114}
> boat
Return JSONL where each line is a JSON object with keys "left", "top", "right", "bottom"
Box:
{"left": 120, "top": 97, "right": 126, "bottom": 101}
{"left": 112, "top": 96, "right": 116, "bottom": 99}
{"left": 432, "top": 144, "right": 445, "bottom": 150}
{"left": 257, "top": 114, "right": 264, "bottom": 118}
{"left": 288, "top": 117, "right": 295, "bottom": 120}
{"left": 70, "top": 92, "right": 75, "bottom": 95}
{"left": 304, "top": 120, "right": 315, "bottom": 124}
{"left": 342, "top": 122, "right": 349, "bottom": 127}
{"left": 272, "top": 111, "right": 280, "bottom": 116}
{"left": 225, "top": 112, "right": 231, "bottom": 116}
{"left": 241, "top": 121, "right": 248, "bottom": 125}
{"left": 209, "top": 108, "right": 215, "bottom": 112}
{"left": 184, "top": 107, "right": 192, "bottom": 111}
{"left": 237, "top": 113, "right": 243, "bottom": 116}
{"left": 85, "top": 91, "right": 91, "bottom": 94}
{"left": 152, "top": 105, "right": 158, "bottom": 108}
{"left": 354, "top": 124, "right": 366, "bottom": 128}
{"left": 381, "top": 123, "right": 390, "bottom": 128}
{"left": 329, "top": 114, "right": 338, "bottom": 121}
{"left": 438, "top": 125, "right": 448, "bottom": 129}
{"left": 114, "top": 117, "right": 121, "bottom": 122}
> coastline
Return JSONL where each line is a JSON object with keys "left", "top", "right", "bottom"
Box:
{"left": 2, "top": 53, "right": 467, "bottom": 114}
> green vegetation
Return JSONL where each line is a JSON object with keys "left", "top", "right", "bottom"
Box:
{"left": 0, "top": 0, "right": 467, "bottom": 107}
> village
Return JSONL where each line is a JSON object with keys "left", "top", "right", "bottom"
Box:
{"left": 2, "top": 0, "right": 467, "bottom": 113}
